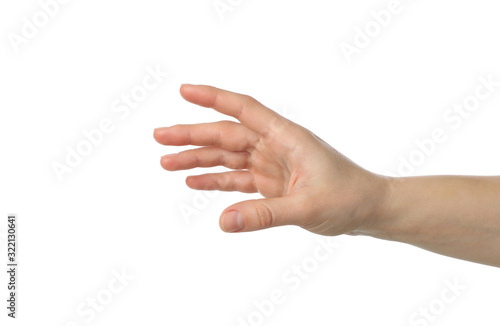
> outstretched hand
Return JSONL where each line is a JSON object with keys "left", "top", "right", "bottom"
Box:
{"left": 154, "top": 85, "right": 388, "bottom": 235}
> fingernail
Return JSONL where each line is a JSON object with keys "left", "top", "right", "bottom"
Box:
{"left": 222, "top": 211, "right": 244, "bottom": 232}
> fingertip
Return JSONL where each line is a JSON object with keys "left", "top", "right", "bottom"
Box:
{"left": 185, "top": 175, "right": 198, "bottom": 189}
{"left": 153, "top": 128, "right": 163, "bottom": 142}
{"left": 160, "top": 154, "right": 177, "bottom": 171}
{"left": 180, "top": 83, "right": 195, "bottom": 99}
{"left": 180, "top": 83, "right": 191, "bottom": 90}
{"left": 159, "top": 156, "right": 168, "bottom": 170}
{"left": 220, "top": 210, "right": 245, "bottom": 233}
{"left": 180, "top": 84, "right": 215, "bottom": 108}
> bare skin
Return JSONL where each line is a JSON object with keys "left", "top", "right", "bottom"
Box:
{"left": 153, "top": 84, "right": 500, "bottom": 268}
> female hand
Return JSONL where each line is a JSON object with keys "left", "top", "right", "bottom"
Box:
{"left": 153, "top": 84, "right": 389, "bottom": 235}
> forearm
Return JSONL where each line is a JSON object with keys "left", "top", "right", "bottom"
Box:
{"left": 160, "top": 85, "right": 500, "bottom": 267}
{"left": 356, "top": 175, "right": 500, "bottom": 267}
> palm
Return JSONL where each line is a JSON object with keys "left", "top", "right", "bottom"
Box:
{"left": 153, "top": 84, "right": 339, "bottom": 233}
{"left": 247, "top": 133, "right": 297, "bottom": 198}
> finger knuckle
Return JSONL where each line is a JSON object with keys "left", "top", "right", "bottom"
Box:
{"left": 254, "top": 202, "right": 274, "bottom": 229}
{"left": 221, "top": 173, "right": 235, "bottom": 191}
{"left": 243, "top": 95, "right": 256, "bottom": 103}
{"left": 269, "top": 115, "right": 288, "bottom": 134}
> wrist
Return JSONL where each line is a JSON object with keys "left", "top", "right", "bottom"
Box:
{"left": 349, "top": 174, "right": 400, "bottom": 240}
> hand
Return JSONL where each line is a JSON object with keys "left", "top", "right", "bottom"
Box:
{"left": 154, "top": 85, "right": 389, "bottom": 235}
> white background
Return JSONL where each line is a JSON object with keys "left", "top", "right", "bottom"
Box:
{"left": 1, "top": 0, "right": 500, "bottom": 325}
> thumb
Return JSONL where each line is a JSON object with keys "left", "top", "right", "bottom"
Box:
{"left": 219, "top": 196, "right": 303, "bottom": 233}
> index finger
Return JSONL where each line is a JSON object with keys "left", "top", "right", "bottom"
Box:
{"left": 180, "top": 84, "right": 282, "bottom": 136}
